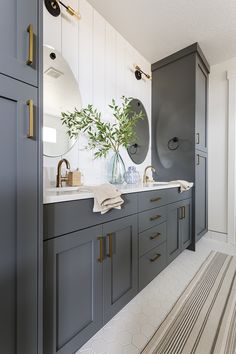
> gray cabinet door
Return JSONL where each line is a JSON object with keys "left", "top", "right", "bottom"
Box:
{"left": 195, "top": 58, "right": 208, "bottom": 152}
{"left": 180, "top": 199, "right": 192, "bottom": 250}
{"left": 196, "top": 151, "right": 208, "bottom": 240}
{"left": 0, "top": 0, "right": 38, "bottom": 86}
{"left": 44, "top": 226, "right": 103, "bottom": 354}
{"left": 167, "top": 202, "right": 182, "bottom": 264}
{"left": 0, "top": 74, "right": 39, "bottom": 354}
{"left": 103, "top": 215, "right": 138, "bottom": 323}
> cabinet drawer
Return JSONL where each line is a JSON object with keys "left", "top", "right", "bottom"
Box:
{"left": 139, "top": 243, "right": 167, "bottom": 290}
{"left": 138, "top": 189, "right": 169, "bottom": 212}
{"left": 139, "top": 222, "right": 166, "bottom": 257}
{"left": 139, "top": 206, "right": 167, "bottom": 233}
{"left": 167, "top": 187, "right": 192, "bottom": 203}
{"left": 44, "top": 193, "right": 138, "bottom": 239}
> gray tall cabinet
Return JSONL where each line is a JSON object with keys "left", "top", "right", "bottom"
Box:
{"left": 151, "top": 43, "right": 209, "bottom": 247}
{"left": 0, "top": 1, "right": 42, "bottom": 353}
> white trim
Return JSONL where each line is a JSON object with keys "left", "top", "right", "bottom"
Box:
{"left": 205, "top": 230, "right": 227, "bottom": 243}
{"left": 226, "top": 70, "right": 236, "bottom": 244}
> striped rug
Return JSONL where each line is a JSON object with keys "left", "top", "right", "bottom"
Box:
{"left": 141, "top": 251, "right": 236, "bottom": 354}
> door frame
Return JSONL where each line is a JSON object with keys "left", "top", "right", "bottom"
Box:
{"left": 227, "top": 70, "right": 236, "bottom": 244}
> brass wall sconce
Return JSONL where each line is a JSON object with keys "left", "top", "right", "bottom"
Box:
{"left": 134, "top": 65, "right": 151, "bottom": 80}
{"left": 44, "top": 0, "right": 81, "bottom": 20}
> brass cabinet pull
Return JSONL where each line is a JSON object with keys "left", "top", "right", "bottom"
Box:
{"left": 108, "top": 233, "right": 113, "bottom": 258}
{"left": 97, "top": 236, "right": 104, "bottom": 263}
{"left": 27, "top": 99, "right": 34, "bottom": 139}
{"left": 150, "top": 253, "right": 161, "bottom": 262}
{"left": 196, "top": 133, "right": 200, "bottom": 144}
{"left": 27, "top": 24, "right": 34, "bottom": 65}
{"left": 150, "top": 232, "right": 161, "bottom": 240}
{"left": 150, "top": 215, "right": 161, "bottom": 221}
{"left": 150, "top": 197, "right": 162, "bottom": 203}
{"left": 183, "top": 206, "right": 186, "bottom": 219}
{"left": 197, "top": 154, "right": 200, "bottom": 165}
{"left": 179, "top": 207, "right": 183, "bottom": 219}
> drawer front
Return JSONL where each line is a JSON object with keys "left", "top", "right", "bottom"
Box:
{"left": 167, "top": 187, "right": 192, "bottom": 203}
{"left": 139, "top": 222, "right": 166, "bottom": 257}
{"left": 139, "top": 243, "right": 167, "bottom": 290}
{"left": 138, "top": 189, "right": 169, "bottom": 212}
{"left": 44, "top": 193, "right": 138, "bottom": 239}
{"left": 139, "top": 206, "right": 167, "bottom": 233}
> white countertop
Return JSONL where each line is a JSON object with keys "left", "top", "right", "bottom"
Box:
{"left": 43, "top": 182, "right": 182, "bottom": 204}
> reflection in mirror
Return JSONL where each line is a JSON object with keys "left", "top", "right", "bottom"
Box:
{"left": 127, "top": 99, "right": 149, "bottom": 164}
{"left": 43, "top": 45, "right": 82, "bottom": 157}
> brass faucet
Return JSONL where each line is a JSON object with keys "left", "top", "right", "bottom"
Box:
{"left": 56, "top": 159, "right": 71, "bottom": 187}
{"left": 143, "top": 165, "right": 156, "bottom": 185}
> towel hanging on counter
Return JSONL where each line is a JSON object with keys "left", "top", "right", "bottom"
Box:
{"left": 169, "top": 180, "right": 194, "bottom": 193}
{"left": 91, "top": 183, "right": 124, "bottom": 214}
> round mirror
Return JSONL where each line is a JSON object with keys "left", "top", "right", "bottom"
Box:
{"left": 127, "top": 99, "right": 150, "bottom": 164}
{"left": 43, "top": 45, "right": 82, "bottom": 157}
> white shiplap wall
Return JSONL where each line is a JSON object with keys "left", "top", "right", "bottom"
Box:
{"left": 43, "top": 0, "right": 151, "bottom": 188}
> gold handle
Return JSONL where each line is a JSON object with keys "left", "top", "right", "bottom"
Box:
{"left": 197, "top": 154, "right": 200, "bottom": 165}
{"left": 150, "top": 215, "right": 161, "bottom": 221}
{"left": 108, "top": 233, "right": 113, "bottom": 258}
{"left": 27, "top": 99, "right": 34, "bottom": 139}
{"left": 183, "top": 206, "right": 186, "bottom": 219}
{"left": 27, "top": 24, "right": 34, "bottom": 65}
{"left": 179, "top": 207, "right": 183, "bottom": 219}
{"left": 196, "top": 133, "right": 200, "bottom": 144}
{"left": 150, "top": 232, "right": 161, "bottom": 240}
{"left": 150, "top": 197, "right": 162, "bottom": 203}
{"left": 97, "top": 236, "right": 104, "bottom": 263}
{"left": 150, "top": 253, "right": 161, "bottom": 262}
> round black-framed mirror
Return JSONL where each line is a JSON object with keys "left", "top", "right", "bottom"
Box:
{"left": 127, "top": 98, "right": 150, "bottom": 164}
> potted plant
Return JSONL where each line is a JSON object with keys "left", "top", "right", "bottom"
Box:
{"left": 61, "top": 96, "right": 143, "bottom": 184}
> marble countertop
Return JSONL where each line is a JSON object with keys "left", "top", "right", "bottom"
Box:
{"left": 44, "top": 182, "right": 183, "bottom": 204}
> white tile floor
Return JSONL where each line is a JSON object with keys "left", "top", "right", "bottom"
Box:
{"left": 77, "top": 235, "right": 236, "bottom": 354}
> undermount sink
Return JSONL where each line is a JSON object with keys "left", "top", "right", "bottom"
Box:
{"left": 46, "top": 186, "right": 90, "bottom": 193}
{"left": 143, "top": 181, "right": 169, "bottom": 187}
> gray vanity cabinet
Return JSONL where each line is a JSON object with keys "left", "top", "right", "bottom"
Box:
{"left": 103, "top": 215, "right": 138, "bottom": 323}
{"left": 167, "top": 199, "right": 192, "bottom": 264}
{"left": 0, "top": 74, "right": 41, "bottom": 354}
{"left": 43, "top": 226, "right": 103, "bottom": 354}
{"left": 196, "top": 151, "right": 208, "bottom": 240}
{"left": 0, "top": 0, "right": 38, "bottom": 86}
{"left": 196, "top": 58, "right": 208, "bottom": 153}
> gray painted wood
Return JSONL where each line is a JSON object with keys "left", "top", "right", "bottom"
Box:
{"left": 0, "top": 74, "right": 39, "bottom": 354}
{"left": 167, "top": 202, "right": 182, "bottom": 264}
{"left": 138, "top": 206, "right": 167, "bottom": 233}
{"left": 139, "top": 242, "right": 167, "bottom": 290}
{"left": 139, "top": 222, "right": 167, "bottom": 257}
{"left": 0, "top": 0, "right": 38, "bottom": 86}
{"left": 44, "top": 193, "right": 138, "bottom": 240}
{"left": 137, "top": 189, "right": 169, "bottom": 212}
{"left": 43, "top": 225, "right": 103, "bottom": 354}
{"left": 103, "top": 215, "right": 138, "bottom": 323}
{"left": 180, "top": 199, "right": 192, "bottom": 249}
{"left": 195, "top": 151, "right": 208, "bottom": 240}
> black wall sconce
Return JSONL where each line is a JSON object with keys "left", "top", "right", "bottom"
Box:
{"left": 44, "top": 0, "right": 81, "bottom": 20}
{"left": 134, "top": 65, "right": 151, "bottom": 81}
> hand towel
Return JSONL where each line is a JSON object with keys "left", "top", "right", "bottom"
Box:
{"left": 91, "top": 183, "right": 124, "bottom": 214}
{"left": 169, "top": 180, "right": 194, "bottom": 193}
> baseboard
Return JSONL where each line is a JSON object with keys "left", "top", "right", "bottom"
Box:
{"left": 205, "top": 230, "right": 228, "bottom": 243}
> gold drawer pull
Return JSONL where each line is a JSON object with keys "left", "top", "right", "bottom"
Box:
{"left": 150, "top": 232, "right": 161, "bottom": 240}
{"left": 150, "top": 215, "right": 161, "bottom": 221}
{"left": 108, "top": 233, "right": 113, "bottom": 258}
{"left": 150, "top": 197, "right": 162, "bottom": 203}
{"left": 27, "top": 24, "right": 34, "bottom": 66}
{"left": 27, "top": 99, "right": 34, "bottom": 139}
{"left": 150, "top": 253, "right": 161, "bottom": 262}
{"left": 97, "top": 236, "right": 104, "bottom": 263}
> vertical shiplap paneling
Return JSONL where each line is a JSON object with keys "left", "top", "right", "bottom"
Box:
{"left": 43, "top": 0, "right": 152, "bottom": 189}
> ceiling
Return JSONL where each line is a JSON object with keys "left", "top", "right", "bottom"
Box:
{"left": 87, "top": 0, "right": 236, "bottom": 65}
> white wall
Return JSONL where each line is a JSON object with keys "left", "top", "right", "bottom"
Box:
{"left": 208, "top": 57, "right": 236, "bottom": 241}
{"left": 43, "top": 0, "right": 151, "bottom": 188}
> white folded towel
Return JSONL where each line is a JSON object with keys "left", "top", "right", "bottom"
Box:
{"left": 91, "top": 183, "right": 124, "bottom": 214}
{"left": 169, "top": 180, "right": 194, "bottom": 193}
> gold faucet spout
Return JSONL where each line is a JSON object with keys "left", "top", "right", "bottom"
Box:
{"left": 143, "top": 165, "right": 156, "bottom": 185}
{"left": 56, "top": 158, "right": 71, "bottom": 187}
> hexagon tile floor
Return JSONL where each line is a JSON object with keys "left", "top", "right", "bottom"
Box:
{"left": 77, "top": 234, "right": 236, "bottom": 354}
